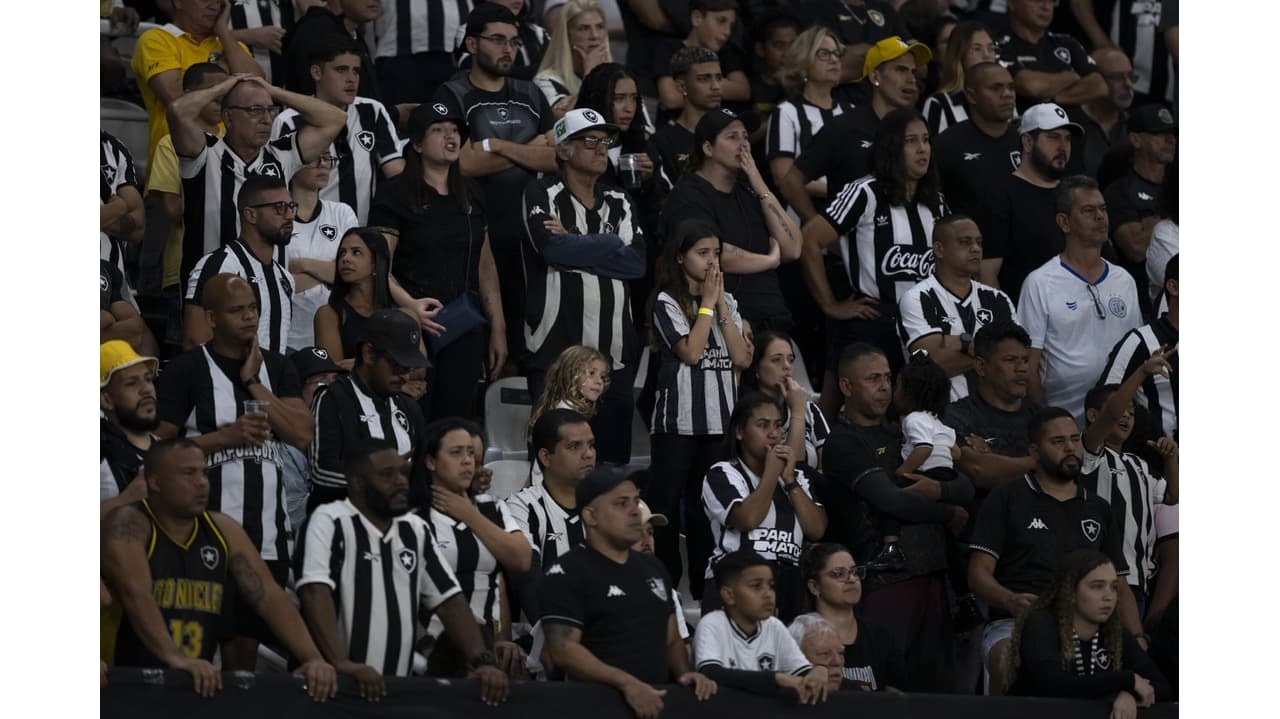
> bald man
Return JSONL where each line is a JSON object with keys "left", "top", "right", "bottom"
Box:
{"left": 1079, "top": 48, "right": 1136, "bottom": 178}
{"left": 156, "top": 271, "right": 314, "bottom": 670}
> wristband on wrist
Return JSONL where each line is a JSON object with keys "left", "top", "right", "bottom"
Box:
{"left": 482, "top": 138, "right": 492, "bottom": 153}
{"left": 697, "top": 307, "right": 714, "bottom": 317}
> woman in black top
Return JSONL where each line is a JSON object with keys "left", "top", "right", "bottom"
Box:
{"left": 370, "top": 103, "right": 507, "bottom": 420}
{"left": 801, "top": 542, "right": 905, "bottom": 692}
{"left": 662, "top": 109, "right": 803, "bottom": 333}
{"left": 1007, "top": 550, "right": 1171, "bottom": 717}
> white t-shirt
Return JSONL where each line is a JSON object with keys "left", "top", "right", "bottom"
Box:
{"left": 286, "top": 199, "right": 358, "bottom": 351}
{"left": 692, "top": 610, "right": 812, "bottom": 675}
{"left": 900, "top": 410, "right": 955, "bottom": 473}
{"left": 1017, "top": 258, "right": 1142, "bottom": 422}
{"left": 1146, "top": 219, "right": 1178, "bottom": 306}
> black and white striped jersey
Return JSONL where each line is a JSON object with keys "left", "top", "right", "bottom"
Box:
{"left": 1109, "top": 1, "right": 1176, "bottom": 104}
{"left": 273, "top": 98, "right": 403, "bottom": 223}
{"left": 921, "top": 91, "right": 967, "bottom": 138}
{"left": 822, "top": 176, "right": 946, "bottom": 306}
{"left": 186, "top": 239, "right": 295, "bottom": 355}
{"left": 520, "top": 175, "right": 645, "bottom": 372}
{"left": 505, "top": 485, "right": 583, "bottom": 571}
{"left": 897, "top": 274, "right": 1017, "bottom": 400}
{"left": 1080, "top": 445, "right": 1167, "bottom": 594}
{"left": 155, "top": 345, "right": 303, "bottom": 560}
{"left": 783, "top": 400, "right": 830, "bottom": 470}
{"left": 1098, "top": 314, "right": 1178, "bottom": 441}
{"left": 101, "top": 131, "right": 140, "bottom": 294}
{"left": 702, "top": 459, "right": 820, "bottom": 578}
{"left": 310, "top": 373, "right": 427, "bottom": 490}
{"left": 229, "top": 0, "right": 296, "bottom": 83}
{"left": 295, "top": 500, "right": 461, "bottom": 676}
{"left": 179, "top": 132, "right": 305, "bottom": 285}
{"left": 286, "top": 199, "right": 359, "bottom": 350}
{"left": 374, "top": 0, "right": 474, "bottom": 57}
{"left": 424, "top": 496, "right": 522, "bottom": 636}
{"left": 650, "top": 291, "right": 743, "bottom": 436}
{"left": 766, "top": 98, "right": 852, "bottom": 163}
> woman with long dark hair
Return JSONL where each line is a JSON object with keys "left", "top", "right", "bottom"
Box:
{"left": 740, "top": 330, "right": 829, "bottom": 470}
{"left": 801, "top": 107, "right": 949, "bottom": 417}
{"left": 701, "top": 392, "right": 826, "bottom": 621}
{"left": 1006, "top": 550, "right": 1171, "bottom": 717}
{"left": 370, "top": 103, "right": 507, "bottom": 420}
{"left": 798, "top": 542, "right": 904, "bottom": 692}
{"left": 314, "top": 228, "right": 395, "bottom": 364}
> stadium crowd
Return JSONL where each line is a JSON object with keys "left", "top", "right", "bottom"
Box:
{"left": 100, "top": 0, "right": 1180, "bottom": 715}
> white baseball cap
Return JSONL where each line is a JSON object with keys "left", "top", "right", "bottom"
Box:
{"left": 553, "top": 108, "right": 619, "bottom": 146}
{"left": 1019, "top": 102, "right": 1083, "bottom": 136}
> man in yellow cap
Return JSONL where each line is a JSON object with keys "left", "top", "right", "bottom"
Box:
{"left": 100, "top": 340, "right": 160, "bottom": 518}
{"left": 778, "top": 35, "right": 931, "bottom": 224}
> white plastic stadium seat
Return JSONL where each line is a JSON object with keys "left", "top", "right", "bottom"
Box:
{"left": 629, "top": 408, "right": 651, "bottom": 466}
{"left": 484, "top": 460, "right": 532, "bottom": 501}
{"left": 101, "top": 98, "right": 151, "bottom": 180}
{"left": 482, "top": 377, "right": 532, "bottom": 463}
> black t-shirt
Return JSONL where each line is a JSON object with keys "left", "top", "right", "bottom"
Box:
{"left": 100, "top": 419, "right": 150, "bottom": 494}
{"left": 970, "top": 173, "right": 1062, "bottom": 302}
{"left": 652, "top": 40, "right": 747, "bottom": 126}
{"left": 433, "top": 75, "right": 555, "bottom": 242}
{"left": 816, "top": 420, "right": 900, "bottom": 563}
{"left": 799, "top": 0, "right": 906, "bottom": 48}
{"left": 944, "top": 394, "right": 1037, "bottom": 476}
{"left": 1104, "top": 170, "right": 1162, "bottom": 318}
{"left": 282, "top": 7, "right": 381, "bottom": 100}
{"left": 648, "top": 121, "right": 694, "bottom": 193}
{"left": 369, "top": 174, "right": 487, "bottom": 303}
{"left": 933, "top": 120, "right": 1022, "bottom": 219}
{"left": 794, "top": 104, "right": 879, "bottom": 198}
{"left": 662, "top": 173, "right": 790, "bottom": 326}
{"left": 619, "top": 0, "right": 673, "bottom": 96}
{"left": 996, "top": 30, "right": 1098, "bottom": 114}
{"left": 538, "top": 545, "right": 675, "bottom": 685}
{"left": 968, "top": 475, "right": 1128, "bottom": 620}
{"left": 841, "top": 615, "right": 906, "bottom": 691}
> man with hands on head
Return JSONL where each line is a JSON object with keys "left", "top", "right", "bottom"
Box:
{"left": 295, "top": 440, "right": 510, "bottom": 705}
{"left": 101, "top": 438, "right": 338, "bottom": 702}
{"left": 540, "top": 468, "right": 717, "bottom": 719}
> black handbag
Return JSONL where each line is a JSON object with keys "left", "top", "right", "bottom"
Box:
{"left": 427, "top": 213, "right": 488, "bottom": 354}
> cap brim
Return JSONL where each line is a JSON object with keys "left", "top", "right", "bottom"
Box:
{"left": 564, "top": 123, "right": 621, "bottom": 144}
{"left": 857, "top": 42, "right": 933, "bottom": 82}
{"left": 646, "top": 513, "right": 669, "bottom": 527}
{"left": 386, "top": 347, "right": 431, "bottom": 371}
{"left": 101, "top": 356, "right": 158, "bottom": 388}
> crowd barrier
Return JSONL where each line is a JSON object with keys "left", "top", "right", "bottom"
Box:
{"left": 101, "top": 668, "right": 1177, "bottom": 719}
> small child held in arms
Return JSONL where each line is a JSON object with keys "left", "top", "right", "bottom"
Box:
{"left": 693, "top": 551, "right": 829, "bottom": 704}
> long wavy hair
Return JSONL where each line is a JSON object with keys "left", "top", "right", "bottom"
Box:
{"left": 896, "top": 350, "right": 950, "bottom": 419}
{"left": 872, "top": 108, "right": 944, "bottom": 215}
{"left": 576, "top": 62, "right": 648, "bottom": 151}
{"left": 328, "top": 227, "right": 393, "bottom": 313}
{"left": 528, "top": 345, "right": 611, "bottom": 435}
{"left": 937, "top": 21, "right": 992, "bottom": 94}
{"left": 535, "top": 0, "right": 612, "bottom": 97}
{"left": 649, "top": 218, "right": 722, "bottom": 349}
{"left": 1005, "top": 550, "right": 1126, "bottom": 692}
{"left": 779, "top": 26, "right": 844, "bottom": 99}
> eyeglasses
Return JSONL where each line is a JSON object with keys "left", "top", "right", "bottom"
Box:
{"left": 249, "top": 201, "right": 299, "bottom": 215}
{"left": 826, "top": 566, "right": 868, "bottom": 581}
{"left": 313, "top": 154, "right": 340, "bottom": 168}
{"left": 226, "top": 104, "right": 284, "bottom": 119}
{"left": 1085, "top": 284, "right": 1107, "bottom": 320}
{"left": 477, "top": 34, "right": 523, "bottom": 49}
{"left": 577, "top": 135, "right": 617, "bottom": 149}
{"left": 815, "top": 48, "right": 845, "bottom": 62}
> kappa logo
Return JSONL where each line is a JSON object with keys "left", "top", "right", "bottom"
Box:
{"left": 356, "top": 130, "right": 375, "bottom": 151}
{"left": 758, "top": 655, "right": 776, "bottom": 671}
{"left": 1080, "top": 518, "right": 1101, "bottom": 543}
{"left": 320, "top": 224, "right": 338, "bottom": 240}
{"left": 1027, "top": 518, "right": 1048, "bottom": 530}
{"left": 393, "top": 408, "right": 410, "bottom": 433}
{"left": 200, "top": 545, "right": 220, "bottom": 570}
{"left": 1065, "top": 300, "right": 1079, "bottom": 311}
{"left": 102, "top": 164, "right": 117, "bottom": 185}
{"left": 606, "top": 585, "right": 626, "bottom": 598}
{"left": 1137, "top": 192, "right": 1153, "bottom": 201}
{"left": 976, "top": 308, "right": 994, "bottom": 324}
{"left": 433, "top": 103, "right": 448, "bottom": 115}
{"left": 860, "top": 140, "right": 872, "bottom": 149}
{"left": 528, "top": 205, "right": 547, "bottom": 217}
{"left": 647, "top": 577, "right": 667, "bottom": 601}
{"left": 398, "top": 548, "right": 417, "bottom": 572}
{"left": 100, "top": 272, "right": 109, "bottom": 293}
{"left": 1009, "top": 151, "right": 1022, "bottom": 170}
{"left": 867, "top": 8, "right": 885, "bottom": 26}
{"left": 1108, "top": 297, "right": 1128, "bottom": 319}
{"left": 1054, "top": 47, "right": 1072, "bottom": 66}
{"left": 258, "top": 163, "right": 281, "bottom": 177}
{"left": 547, "top": 563, "right": 565, "bottom": 575}
{"left": 963, "top": 152, "right": 982, "bottom": 161}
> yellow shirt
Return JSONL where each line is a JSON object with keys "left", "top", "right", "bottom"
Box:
{"left": 146, "top": 129, "right": 224, "bottom": 289}
{"left": 130, "top": 25, "right": 251, "bottom": 173}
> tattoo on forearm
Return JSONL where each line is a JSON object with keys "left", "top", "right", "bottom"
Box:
{"left": 767, "top": 205, "right": 795, "bottom": 244}
{"left": 229, "top": 555, "right": 267, "bottom": 610}
{"left": 105, "top": 509, "right": 150, "bottom": 542}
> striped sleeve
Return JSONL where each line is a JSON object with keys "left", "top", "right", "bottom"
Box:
{"left": 105, "top": 134, "right": 140, "bottom": 189}
{"left": 505, "top": 491, "right": 537, "bottom": 548}
{"left": 766, "top": 103, "right": 800, "bottom": 159}
{"left": 185, "top": 250, "right": 230, "bottom": 302}
{"left": 371, "top": 100, "right": 403, "bottom": 164}
{"left": 493, "top": 498, "right": 522, "bottom": 533}
{"left": 1099, "top": 329, "right": 1149, "bottom": 386}
{"left": 309, "top": 386, "right": 349, "bottom": 488}
{"left": 296, "top": 509, "right": 340, "bottom": 590}
{"left": 271, "top": 109, "right": 299, "bottom": 139}
{"left": 653, "top": 292, "right": 692, "bottom": 351}
{"left": 794, "top": 466, "right": 819, "bottom": 506}
{"left": 898, "top": 283, "right": 941, "bottom": 347}
{"left": 821, "top": 177, "right": 872, "bottom": 236}
{"left": 178, "top": 134, "right": 218, "bottom": 177}
{"left": 702, "top": 463, "right": 750, "bottom": 527}
{"left": 806, "top": 402, "right": 830, "bottom": 451}
{"left": 413, "top": 516, "right": 463, "bottom": 611}
{"left": 921, "top": 95, "right": 947, "bottom": 138}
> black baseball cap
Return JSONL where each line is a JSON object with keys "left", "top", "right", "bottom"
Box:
{"left": 1127, "top": 104, "right": 1177, "bottom": 134}
{"left": 575, "top": 466, "right": 632, "bottom": 508}
{"left": 408, "top": 100, "right": 468, "bottom": 142}
{"left": 363, "top": 310, "right": 431, "bottom": 370}
{"left": 465, "top": 3, "right": 518, "bottom": 37}
{"left": 290, "top": 346, "right": 346, "bottom": 379}
{"left": 693, "top": 108, "right": 742, "bottom": 152}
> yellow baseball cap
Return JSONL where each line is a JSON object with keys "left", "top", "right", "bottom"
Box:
{"left": 857, "top": 36, "right": 933, "bottom": 82}
{"left": 100, "top": 340, "right": 158, "bottom": 388}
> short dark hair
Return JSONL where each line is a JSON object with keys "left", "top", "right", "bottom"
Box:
{"left": 1164, "top": 253, "right": 1178, "bottom": 283}
{"left": 531, "top": 408, "right": 590, "bottom": 458}
{"left": 423, "top": 417, "right": 485, "bottom": 458}
{"left": 237, "top": 173, "right": 288, "bottom": 212}
{"left": 145, "top": 437, "right": 202, "bottom": 478}
{"left": 725, "top": 392, "right": 783, "bottom": 459}
{"left": 344, "top": 438, "right": 400, "bottom": 476}
{"left": 836, "top": 342, "right": 887, "bottom": 380}
{"left": 752, "top": 9, "right": 801, "bottom": 44}
{"left": 1027, "top": 406, "right": 1077, "bottom": 445}
{"left": 931, "top": 213, "right": 975, "bottom": 244}
{"left": 670, "top": 45, "right": 720, "bottom": 79}
{"left": 182, "top": 62, "right": 226, "bottom": 91}
{"left": 962, "top": 60, "right": 1006, "bottom": 91}
{"left": 712, "top": 550, "right": 773, "bottom": 587}
{"left": 691, "top": 0, "right": 739, "bottom": 16}
{"left": 1054, "top": 174, "right": 1101, "bottom": 215}
{"left": 973, "top": 320, "right": 1031, "bottom": 361}
{"left": 1083, "top": 383, "right": 1123, "bottom": 416}
{"left": 309, "top": 38, "right": 364, "bottom": 67}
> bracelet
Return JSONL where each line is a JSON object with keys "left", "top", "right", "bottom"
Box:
{"left": 243, "top": 376, "right": 260, "bottom": 387}
{"left": 481, "top": 138, "right": 492, "bottom": 153}
{"left": 782, "top": 481, "right": 801, "bottom": 493}
{"left": 697, "top": 307, "right": 714, "bottom": 317}
{"left": 756, "top": 191, "right": 772, "bottom": 201}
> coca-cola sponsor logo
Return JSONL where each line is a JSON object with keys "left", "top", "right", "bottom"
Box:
{"left": 880, "top": 245, "right": 934, "bottom": 280}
